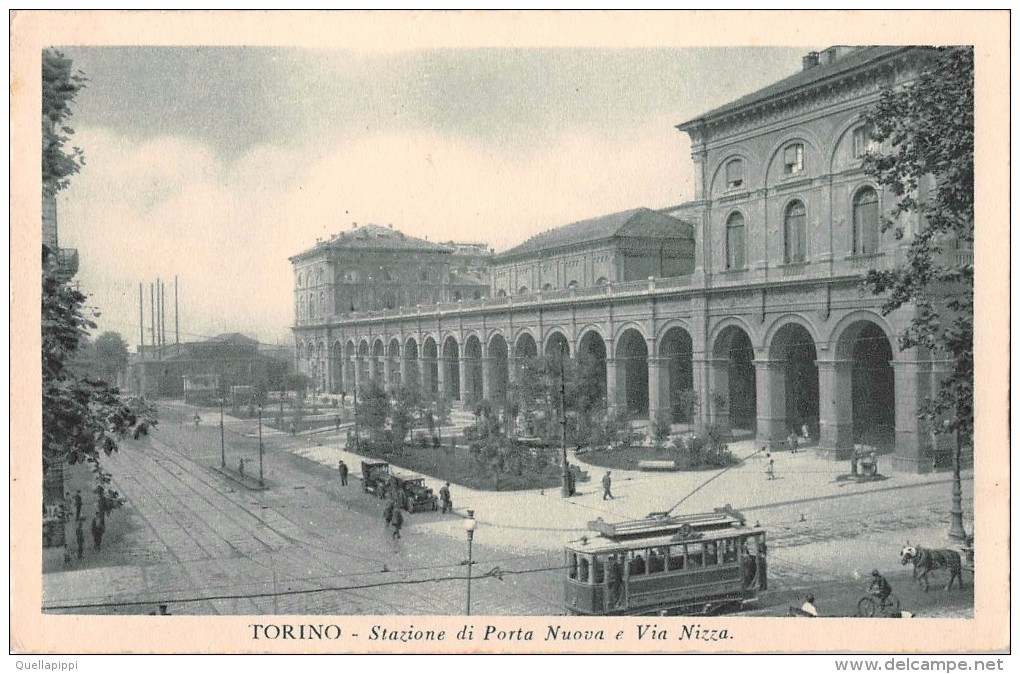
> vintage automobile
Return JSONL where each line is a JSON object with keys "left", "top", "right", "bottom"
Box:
{"left": 361, "top": 461, "right": 391, "bottom": 498}
{"left": 392, "top": 475, "right": 439, "bottom": 513}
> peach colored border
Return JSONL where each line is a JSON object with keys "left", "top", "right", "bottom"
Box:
{"left": 10, "top": 10, "right": 1010, "bottom": 654}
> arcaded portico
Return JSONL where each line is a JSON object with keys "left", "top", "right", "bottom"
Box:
{"left": 293, "top": 46, "right": 963, "bottom": 473}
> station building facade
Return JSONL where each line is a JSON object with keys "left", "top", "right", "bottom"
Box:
{"left": 292, "top": 46, "right": 963, "bottom": 472}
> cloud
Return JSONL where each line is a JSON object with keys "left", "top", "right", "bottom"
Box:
{"left": 59, "top": 119, "right": 693, "bottom": 346}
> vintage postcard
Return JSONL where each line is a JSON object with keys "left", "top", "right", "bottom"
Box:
{"left": 11, "top": 10, "right": 1010, "bottom": 656}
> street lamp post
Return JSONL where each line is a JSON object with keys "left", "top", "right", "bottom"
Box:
{"left": 559, "top": 344, "right": 569, "bottom": 498}
{"left": 948, "top": 431, "right": 967, "bottom": 540}
{"left": 219, "top": 397, "right": 226, "bottom": 468}
{"left": 464, "top": 510, "right": 477, "bottom": 616}
{"left": 258, "top": 405, "right": 264, "bottom": 487}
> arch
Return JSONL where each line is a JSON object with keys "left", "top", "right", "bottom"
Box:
{"left": 330, "top": 340, "right": 344, "bottom": 394}
{"left": 577, "top": 329, "right": 608, "bottom": 409}
{"left": 763, "top": 132, "right": 825, "bottom": 182}
{"left": 708, "top": 145, "right": 761, "bottom": 194}
{"left": 766, "top": 322, "right": 820, "bottom": 439}
{"left": 387, "top": 337, "right": 401, "bottom": 388}
{"left": 576, "top": 324, "right": 606, "bottom": 348}
{"left": 595, "top": 276, "right": 609, "bottom": 286}
{"left": 852, "top": 185, "right": 881, "bottom": 256}
{"left": 711, "top": 325, "right": 757, "bottom": 433}
{"left": 544, "top": 329, "right": 571, "bottom": 358}
{"left": 612, "top": 321, "right": 648, "bottom": 345}
{"left": 763, "top": 314, "right": 821, "bottom": 351}
{"left": 422, "top": 336, "right": 439, "bottom": 396}
{"left": 567, "top": 280, "right": 579, "bottom": 289}
{"left": 487, "top": 333, "right": 510, "bottom": 403}
{"left": 463, "top": 334, "right": 484, "bottom": 405}
{"left": 833, "top": 318, "right": 896, "bottom": 451}
{"left": 659, "top": 326, "right": 694, "bottom": 423}
{"left": 725, "top": 210, "right": 747, "bottom": 270}
{"left": 828, "top": 115, "right": 875, "bottom": 173}
{"left": 514, "top": 331, "right": 539, "bottom": 358}
{"left": 518, "top": 286, "right": 529, "bottom": 295}
{"left": 615, "top": 328, "right": 649, "bottom": 419}
{"left": 709, "top": 316, "right": 759, "bottom": 351}
{"left": 496, "top": 289, "right": 507, "bottom": 298}
{"left": 783, "top": 199, "right": 807, "bottom": 264}
{"left": 442, "top": 335, "right": 462, "bottom": 401}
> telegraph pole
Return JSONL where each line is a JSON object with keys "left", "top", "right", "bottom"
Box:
{"left": 559, "top": 343, "right": 569, "bottom": 498}
{"left": 174, "top": 275, "right": 180, "bottom": 355}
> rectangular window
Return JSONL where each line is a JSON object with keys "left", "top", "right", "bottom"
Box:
{"left": 853, "top": 125, "right": 875, "bottom": 158}
{"left": 725, "top": 159, "right": 744, "bottom": 189}
{"left": 783, "top": 144, "right": 804, "bottom": 175}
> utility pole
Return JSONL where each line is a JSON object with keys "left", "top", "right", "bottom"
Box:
{"left": 258, "top": 405, "right": 264, "bottom": 488}
{"left": 219, "top": 396, "right": 226, "bottom": 468}
{"left": 174, "top": 275, "right": 180, "bottom": 356}
{"left": 559, "top": 343, "right": 569, "bottom": 498}
{"left": 353, "top": 386, "right": 361, "bottom": 452}
{"left": 150, "top": 283, "right": 156, "bottom": 354}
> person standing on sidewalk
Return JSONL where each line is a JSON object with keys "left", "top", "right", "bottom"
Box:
{"left": 338, "top": 460, "right": 349, "bottom": 486}
{"left": 90, "top": 513, "right": 104, "bottom": 551}
{"left": 383, "top": 500, "right": 395, "bottom": 532}
{"left": 602, "top": 471, "right": 614, "bottom": 500}
{"left": 439, "top": 482, "right": 452, "bottom": 514}
{"left": 335, "top": 415, "right": 342, "bottom": 433}
{"left": 765, "top": 453, "right": 775, "bottom": 480}
{"left": 73, "top": 490, "right": 83, "bottom": 521}
{"left": 75, "top": 517, "right": 85, "bottom": 560}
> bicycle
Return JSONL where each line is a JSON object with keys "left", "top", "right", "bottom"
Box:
{"left": 856, "top": 590, "right": 901, "bottom": 617}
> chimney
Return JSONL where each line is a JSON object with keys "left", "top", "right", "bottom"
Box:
{"left": 352, "top": 222, "right": 358, "bottom": 228}
{"left": 802, "top": 51, "right": 819, "bottom": 70}
{"left": 388, "top": 223, "right": 393, "bottom": 229}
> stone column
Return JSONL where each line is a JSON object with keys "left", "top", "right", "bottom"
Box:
{"left": 605, "top": 357, "right": 619, "bottom": 415}
{"left": 754, "top": 358, "right": 787, "bottom": 446}
{"left": 892, "top": 357, "right": 932, "bottom": 473}
{"left": 458, "top": 354, "right": 469, "bottom": 404}
{"left": 647, "top": 356, "right": 671, "bottom": 422}
{"left": 436, "top": 356, "right": 447, "bottom": 398}
{"left": 691, "top": 355, "right": 712, "bottom": 432}
{"left": 816, "top": 359, "right": 853, "bottom": 459}
{"left": 352, "top": 356, "right": 362, "bottom": 395}
{"left": 399, "top": 353, "right": 409, "bottom": 389}
{"left": 707, "top": 357, "right": 730, "bottom": 435}
{"left": 481, "top": 356, "right": 493, "bottom": 402}
{"left": 507, "top": 348, "right": 517, "bottom": 386}
{"left": 382, "top": 357, "right": 392, "bottom": 390}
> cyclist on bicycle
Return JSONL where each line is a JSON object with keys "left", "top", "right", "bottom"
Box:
{"left": 868, "top": 569, "right": 893, "bottom": 606}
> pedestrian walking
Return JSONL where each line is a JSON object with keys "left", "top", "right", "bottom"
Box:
{"left": 289, "top": 420, "right": 297, "bottom": 436}
{"left": 787, "top": 431, "right": 799, "bottom": 453}
{"left": 75, "top": 518, "right": 84, "bottom": 560}
{"left": 338, "top": 459, "right": 349, "bottom": 486}
{"left": 73, "top": 490, "right": 83, "bottom": 521}
{"left": 390, "top": 507, "right": 404, "bottom": 540}
{"left": 335, "top": 415, "right": 342, "bottom": 433}
{"left": 439, "top": 482, "right": 452, "bottom": 514}
{"left": 194, "top": 413, "right": 201, "bottom": 427}
{"left": 602, "top": 471, "right": 614, "bottom": 500}
{"left": 90, "top": 514, "right": 104, "bottom": 551}
{"left": 383, "top": 500, "right": 395, "bottom": 530}
{"left": 766, "top": 455, "right": 775, "bottom": 480}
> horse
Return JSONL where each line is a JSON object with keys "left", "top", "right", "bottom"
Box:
{"left": 900, "top": 544, "right": 963, "bottom": 592}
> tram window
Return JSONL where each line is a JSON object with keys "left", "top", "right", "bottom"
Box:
{"left": 742, "top": 536, "right": 757, "bottom": 557}
{"left": 628, "top": 551, "right": 647, "bottom": 576}
{"left": 592, "top": 556, "right": 605, "bottom": 584}
{"left": 578, "top": 555, "right": 590, "bottom": 583}
{"left": 648, "top": 547, "right": 666, "bottom": 573}
{"left": 667, "top": 545, "right": 685, "bottom": 570}
{"left": 722, "top": 539, "right": 738, "bottom": 563}
{"left": 704, "top": 542, "right": 718, "bottom": 566}
{"left": 568, "top": 552, "right": 578, "bottom": 580}
{"left": 687, "top": 542, "right": 704, "bottom": 568}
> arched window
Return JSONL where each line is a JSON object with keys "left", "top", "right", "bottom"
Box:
{"left": 298, "top": 296, "right": 305, "bottom": 319}
{"left": 567, "top": 280, "right": 578, "bottom": 289}
{"left": 518, "top": 286, "right": 529, "bottom": 295}
{"left": 320, "top": 291, "right": 325, "bottom": 316}
{"left": 454, "top": 291, "right": 462, "bottom": 301}
{"left": 783, "top": 143, "right": 804, "bottom": 175}
{"left": 297, "top": 273, "right": 303, "bottom": 288}
{"left": 725, "top": 158, "right": 744, "bottom": 189}
{"left": 472, "top": 291, "right": 481, "bottom": 300}
{"left": 497, "top": 289, "right": 507, "bottom": 298}
{"left": 852, "top": 125, "right": 875, "bottom": 158}
{"left": 595, "top": 277, "right": 609, "bottom": 286}
{"left": 309, "top": 294, "right": 315, "bottom": 319}
{"left": 784, "top": 201, "right": 807, "bottom": 263}
{"left": 853, "top": 187, "right": 880, "bottom": 255}
{"left": 542, "top": 283, "right": 553, "bottom": 292}
{"left": 725, "top": 212, "right": 746, "bottom": 270}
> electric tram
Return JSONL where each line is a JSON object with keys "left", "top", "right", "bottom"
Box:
{"left": 563, "top": 505, "right": 767, "bottom": 616}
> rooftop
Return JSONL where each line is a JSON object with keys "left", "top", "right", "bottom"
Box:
{"left": 677, "top": 45, "right": 912, "bottom": 130}
{"left": 291, "top": 223, "right": 450, "bottom": 261}
{"left": 495, "top": 207, "right": 695, "bottom": 261}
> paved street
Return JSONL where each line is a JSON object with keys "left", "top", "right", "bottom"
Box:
{"left": 44, "top": 402, "right": 974, "bottom": 617}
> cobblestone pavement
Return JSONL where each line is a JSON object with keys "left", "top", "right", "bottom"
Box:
{"left": 44, "top": 403, "right": 975, "bottom": 618}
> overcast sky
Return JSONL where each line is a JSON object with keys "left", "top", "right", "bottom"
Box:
{"left": 56, "top": 46, "right": 805, "bottom": 346}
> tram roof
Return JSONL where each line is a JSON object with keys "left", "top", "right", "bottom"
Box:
{"left": 566, "top": 525, "right": 763, "bottom": 554}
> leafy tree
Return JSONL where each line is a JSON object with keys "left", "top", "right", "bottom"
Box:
{"left": 356, "top": 379, "right": 390, "bottom": 439}
{"left": 862, "top": 47, "right": 974, "bottom": 442}
{"left": 41, "top": 51, "right": 150, "bottom": 510}
{"left": 89, "top": 331, "right": 129, "bottom": 384}
{"left": 42, "top": 49, "right": 87, "bottom": 197}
